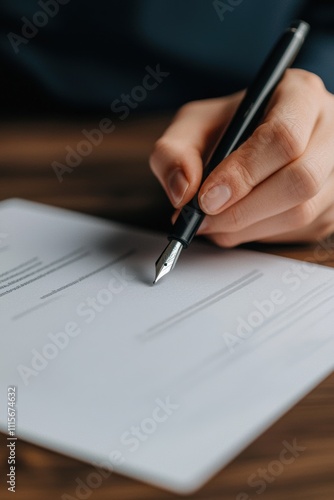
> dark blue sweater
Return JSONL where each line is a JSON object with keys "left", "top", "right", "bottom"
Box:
{"left": 1, "top": 0, "right": 334, "bottom": 114}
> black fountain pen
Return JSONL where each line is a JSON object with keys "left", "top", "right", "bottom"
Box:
{"left": 153, "top": 20, "right": 310, "bottom": 284}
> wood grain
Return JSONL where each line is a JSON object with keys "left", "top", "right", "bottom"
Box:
{"left": 0, "top": 116, "right": 333, "bottom": 500}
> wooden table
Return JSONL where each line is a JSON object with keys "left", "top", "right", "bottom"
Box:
{"left": 0, "top": 116, "right": 333, "bottom": 500}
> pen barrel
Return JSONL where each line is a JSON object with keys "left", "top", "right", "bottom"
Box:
{"left": 204, "top": 19, "right": 310, "bottom": 179}
{"left": 169, "top": 20, "right": 309, "bottom": 249}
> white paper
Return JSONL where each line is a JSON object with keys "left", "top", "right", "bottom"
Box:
{"left": 1, "top": 199, "right": 333, "bottom": 493}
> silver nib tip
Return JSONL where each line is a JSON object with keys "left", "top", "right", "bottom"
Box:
{"left": 153, "top": 240, "right": 183, "bottom": 284}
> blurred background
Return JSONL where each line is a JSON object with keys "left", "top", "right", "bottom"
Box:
{"left": 0, "top": 0, "right": 334, "bottom": 228}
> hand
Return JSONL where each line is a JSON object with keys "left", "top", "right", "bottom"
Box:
{"left": 150, "top": 69, "right": 334, "bottom": 246}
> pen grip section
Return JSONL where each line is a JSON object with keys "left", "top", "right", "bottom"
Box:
{"left": 168, "top": 196, "right": 204, "bottom": 248}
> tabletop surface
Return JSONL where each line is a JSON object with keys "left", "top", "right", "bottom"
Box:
{"left": 0, "top": 116, "right": 333, "bottom": 500}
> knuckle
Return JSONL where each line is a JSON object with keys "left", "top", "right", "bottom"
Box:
{"left": 302, "top": 71, "right": 325, "bottom": 94}
{"left": 149, "top": 138, "right": 183, "bottom": 174}
{"left": 290, "top": 201, "right": 317, "bottom": 228}
{"left": 208, "top": 233, "right": 239, "bottom": 248}
{"left": 229, "top": 154, "right": 256, "bottom": 194}
{"left": 176, "top": 99, "right": 202, "bottom": 117}
{"left": 286, "top": 161, "right": 322, "bottom": 201}
{"left": 149, "top": 138, "right": 168, "bottom": 173}
{"left": 225, "top": 203, "right": 247, "bottom": 232}
{"left": 286, "top": 69, "right": 325, "bottom": 94}
{"left": 268, "top": 117, "right": 306, "bottom": 161}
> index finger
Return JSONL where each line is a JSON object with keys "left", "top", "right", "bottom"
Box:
{"left": 149, "top": 93, "right": 243, "bottom": 207}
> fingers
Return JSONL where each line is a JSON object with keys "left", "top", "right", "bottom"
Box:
{"left": 149, "top": 92, "right": 244, "bottom": 208}
{"left": 151, "top": 68, "right": 334, "bottom": 247}
{"left": 198, "top": 69, "right": 324, "bottom": 215}
{"left": 197, "top": 114, "right": 334, "bottom": 236}
{"left": 200, "top": 167, "right": 334, "bottom": 247}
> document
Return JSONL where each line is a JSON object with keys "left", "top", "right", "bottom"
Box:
{"left": 1, "top": 199, "right": 334, "bottom": 493}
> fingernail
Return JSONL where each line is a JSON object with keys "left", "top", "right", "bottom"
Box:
{"left": 167, "top": 169, "right": 189, "bottom": 206}
{"left": 200, "top": 184, "right": 231, "bottom": 214}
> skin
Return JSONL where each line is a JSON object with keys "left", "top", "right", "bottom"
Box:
{"left": 150, "top": 69, "right": 334, "bottom": 247}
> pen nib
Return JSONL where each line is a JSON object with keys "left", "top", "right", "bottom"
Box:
{"left": 153, "top": 240, "right": 183, "bottom": 284}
